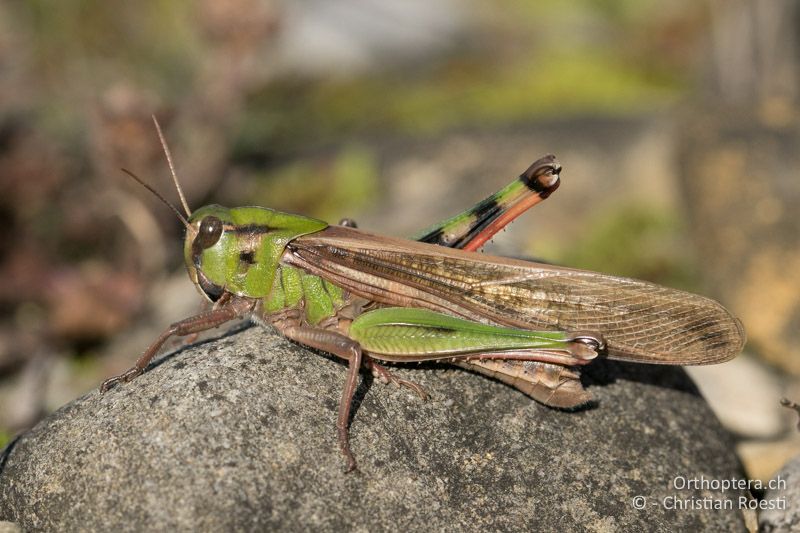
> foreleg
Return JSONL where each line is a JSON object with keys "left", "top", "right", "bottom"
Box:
{"left": 101, "top": 296, "right": 254, "bottom": 392}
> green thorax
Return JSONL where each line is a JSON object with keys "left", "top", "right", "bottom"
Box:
{"left": 263, "top": 265, "right": 346, "bottom": 325}
{"left": 184, "top": 204, "right": 327, "bottom": 300}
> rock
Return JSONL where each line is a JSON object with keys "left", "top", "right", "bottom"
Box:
{"left": 1, "top": 326, "right": 750, "bottom": 531}
{"left": 686, "top": 354, "right": 785, "bottom": 439}
{"left": 737, "top": 438, "right": 800, "bottom": 487}
{"left": 0, "top": 522, "right": 20, "bottom": 533}
{"left": 759, "top": 454, "right": 800, "bottom": 532}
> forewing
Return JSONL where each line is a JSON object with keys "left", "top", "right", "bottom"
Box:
{"left": 286, "top": 226, "right": 745, "bottom": 365}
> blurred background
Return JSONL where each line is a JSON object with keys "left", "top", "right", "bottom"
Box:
{"left": 0, "top": 0, "right": 798, "bottom": 483}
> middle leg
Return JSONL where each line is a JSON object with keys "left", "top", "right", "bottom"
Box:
{"left": 277, "top": 324, "right": 364, "bottom": 472}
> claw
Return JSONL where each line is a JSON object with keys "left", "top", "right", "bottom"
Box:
{"left": 393, "top": 377, "right": 429, "bottom": 401}
{"left": 369, "top": 362, "right": 429, "bottom": 401}
{"left": 100, "top": 367, "right": 143, "bottom": 392}
{"left": 99, "top": 379, "right": 117, "bottom": 393}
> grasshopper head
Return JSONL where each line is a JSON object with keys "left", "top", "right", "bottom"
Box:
{"left": 184, "top": 205, "right": 327, "bottom": 301}
{"left": 133, "top": 118, "right": 326, "bottom": 301}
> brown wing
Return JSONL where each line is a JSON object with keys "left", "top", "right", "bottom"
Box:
{"left": 284, "top": 226, "right": 745, "bottom": 365}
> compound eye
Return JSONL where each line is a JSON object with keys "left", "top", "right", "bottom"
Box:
{"left": 196, "top": 216, "right": 223, "bottom": 249}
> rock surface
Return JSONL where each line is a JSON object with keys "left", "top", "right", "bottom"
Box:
{"left": 1, "top": 325, "right": 750, "bottom": 531}
{"left": 760, "top": 454, "right": 800, "bottom": 532}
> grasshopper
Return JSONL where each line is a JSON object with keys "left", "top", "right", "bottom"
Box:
{"left": 102, "top": 118, "right": 745, "bottom": 471}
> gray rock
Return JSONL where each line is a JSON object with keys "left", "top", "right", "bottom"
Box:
{"left": 1, "top": 325, "right": 750, "bottom": 531}
{"left": 686, "top": 354, "right": 785, "bottom": 439}
{"left": 760, "top": 454, "right": 800, "bottom": 532}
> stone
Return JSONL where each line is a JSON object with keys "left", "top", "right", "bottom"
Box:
{"left": 759, "top": 454, "right": 800, "bottom": 532}
{"left": 1, "top": 326, "right": 750, "bottom": 531}
{"left": 737, "top": 438, "right": 800, "bottom": 488}
{"left": 686, "top": 354, "right": 785, "bottom": 439}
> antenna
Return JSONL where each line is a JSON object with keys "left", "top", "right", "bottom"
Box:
{"left": 151, "top": 115, "right": 192, "bottom": 217}
{"left": 121, "top": 168, "right": 189, "bottom": 228}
